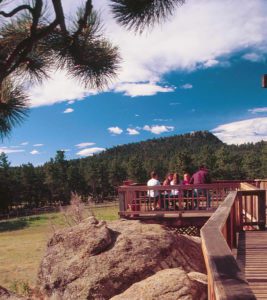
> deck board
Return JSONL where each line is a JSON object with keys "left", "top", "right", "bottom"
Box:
{"left": 237, "top": 231, "right": 267, "bottom": 299}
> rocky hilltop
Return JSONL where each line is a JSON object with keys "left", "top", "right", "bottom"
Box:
{"left": 35, "top": 217, "right": 207, "bottom": 299}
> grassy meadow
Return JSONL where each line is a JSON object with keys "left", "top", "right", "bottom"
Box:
{"left": 0, "top": 205, "right": 118, "bottom": 293}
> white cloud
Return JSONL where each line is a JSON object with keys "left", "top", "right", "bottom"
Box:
{"left": 248, "top": 107, "right": 267, "bottom": 114}
{"left": 143, "top": 125, "right": 175, "bottom": 134}
{"left": 153, "top": 118, "right": 173, "bottom": 122}
{"left": 75, "top": 142, "right": 96, "bottom": 148}
{"left": 135, "top": 114, "right": 140, "bottom": 117}
{"left": 21, "top": 142, "right": 28, "bottom": 146}
{"left": 25, "top": 0, "right": 267, "bottom": 106}
{"left": 76, "top": 147, "right": 106, "bottom": 157}
{"left": 212, "top": 117, "right": 267, "bottom": 144}
{"left": 242, "top": 53, "right": 265, "bottom": 62}
{"left": 29, "top": 70, "right": 97, "bottom": 107}
{"left": 108, "top": 126, "right": 123, "bottom": 135}
{"left": 102, "top": 0, "right": 267, "bottom": 83}
{"left": 202, "top": 59, "right": 220, "bottom": 68}
{"left": 127, "top": 128, "right": 140, "bottom": 135}
{"left": 68, "top": 100, "right": 75, "bottom": 105}
{"left": 63, "top": 108, "right": 74, "bottom": 114}
{"left": 0, "top": 148, "right": 25, "bottom": 154}
{"left": 30, "top": 150, "right": 40, "bottom": 155}
{"left": 114, "top": 82, "right": 174, "bottom": 97}
{"left": 33, "top": 144, "right": 44, "bottom": 147}
{"left": 180, "top": 83, "right": 193, "bottom": 89}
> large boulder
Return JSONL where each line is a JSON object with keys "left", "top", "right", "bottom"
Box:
{"left": 37, "top": 217, "right": 206, "bottom": 299}
{"left": 0, "top": 286, "right": 26, "bottom": 300}
{"left": 111, "top": 268, "right": 207, "bottom": 300}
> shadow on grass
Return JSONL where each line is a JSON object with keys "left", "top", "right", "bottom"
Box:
{"left": 0, "top": 219, "right": 29, "bottom": 232}
{"left": 0, "top": 215, "right": 47, "bottom": 232}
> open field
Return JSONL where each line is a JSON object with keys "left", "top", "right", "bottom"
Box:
{"left": 0, "top": 205, "right": 118, "bottom": 293}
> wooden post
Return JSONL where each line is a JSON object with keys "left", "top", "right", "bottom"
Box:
{"left": 258, "top": 190, "right": 266, "bottom": 230}
{"left": 262, "top": 74, "right": 267, "bottom": 88}
{"left": 118, "top": 191, "right": 125, "bottom": 214}
{"left": 233, "top": 204, "right": 237, "bottom": 248}
{"left": 238, "top": 192, "right": 243, "bottom": 231}
{"left": 226, "top": 214, "right": 232, "bottom": 249}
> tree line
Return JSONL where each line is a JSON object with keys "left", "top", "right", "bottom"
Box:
{"left": 0, "top": 131, "right": 266, "bottom": 212}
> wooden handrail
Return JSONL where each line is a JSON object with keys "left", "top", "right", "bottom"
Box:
{"left": 118, "top": 182, "right": 241, "bottom": 217}
{"left": 240, "top": 182, "right": 258, "bottom": 190}
{"left": 118, "top": 182, "right": 240, "bottom": 192}
{"left": 200, "top": 188, "right": 266, "bottom": 300}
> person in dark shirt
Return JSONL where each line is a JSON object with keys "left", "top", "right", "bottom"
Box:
{"left": 190, "top": 165, "right": 210, "bottom": 184}
{"left": 190, "top": 165, "right": 211, "bottom": 209}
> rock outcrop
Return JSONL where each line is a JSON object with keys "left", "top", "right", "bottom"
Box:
{"left": 37, "top": 217, "right": 206, "bottom": 299}
{"left": 0, "top": 286, "right": 26, "bottom": 300}
{"left": 111, "top": 268, "right": 207, "bottom": 300}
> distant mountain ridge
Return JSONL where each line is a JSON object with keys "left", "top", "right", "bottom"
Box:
{"left": 76, "top": 130, "right": 266, "bottom": 183}
{"left": 99, "top": 130, "right": 223, "bottom": 160}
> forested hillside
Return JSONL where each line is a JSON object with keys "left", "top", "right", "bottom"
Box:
{"left": 0, "top": 131, "right": 266, "bottom": 211}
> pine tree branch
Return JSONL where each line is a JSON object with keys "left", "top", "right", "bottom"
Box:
{"left": 31, "top": 0, "right": 43, "bottom": 35}
{"left": 51, "top": 0, "right": 67, "bottom": 34}
{"left": 74, "top": 0, "right": 93, "bottom": 38}
{"left": 1, "top": 20, "right": 59, "bottom": 82}
{"left": 0, "top": 4, "right": 33, "bottom": 17}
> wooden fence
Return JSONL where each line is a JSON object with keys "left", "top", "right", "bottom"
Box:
{"left": 118, "top": 182, "right": 242, "bottom": 218}
{"left": 200, "top": 187, "right": 266, "bottom": 300}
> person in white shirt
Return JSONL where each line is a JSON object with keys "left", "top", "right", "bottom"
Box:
{"left": 147, "top": 171, "right": 161, "bottom": 209}
{"left": 170, "top": 173, "right": 179, "bottom": 196}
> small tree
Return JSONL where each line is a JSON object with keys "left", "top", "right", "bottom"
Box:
{"left": 60, "top": 192, "right": 92, "bottom": 225}
{"left": 44, "top": 150, "right": 70, "bottom": 204}
{"left": 0, "top": 152, "right": 10, "bottom": 169}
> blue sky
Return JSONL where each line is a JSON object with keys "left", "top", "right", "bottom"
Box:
{"left": 1, "top": 0, "right": 267, "bottom": 166}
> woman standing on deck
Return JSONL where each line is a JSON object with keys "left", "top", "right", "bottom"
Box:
{"left": 162, "top": 173, "right": 173, "bottom": 209}
{"left": 170, "top": 173, "right": 179, "bottom": 196}
{"left": 170, "top": 173, "right": 179, "bottom": 209}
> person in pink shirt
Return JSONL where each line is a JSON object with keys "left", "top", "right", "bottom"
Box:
{"left": 182, "top": 173, "right": 191, "bottom": 185}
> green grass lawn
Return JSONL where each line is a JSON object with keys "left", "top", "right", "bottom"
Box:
{"left": 0, "top": 205, "right": 119, "bottom": 293}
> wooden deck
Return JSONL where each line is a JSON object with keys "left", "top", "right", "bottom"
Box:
{"left": 200, "top": 186, "right": 266, "bottom": 300}
{"left": 119, "top": 180, "right": 267, "bottom": 299}
{"left": 237, "top": 231, "right": 267, "bottom": 299}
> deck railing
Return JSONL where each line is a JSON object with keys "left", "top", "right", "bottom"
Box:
{"left": 118, "top": 182, "right": 242, "bottom": 218}
{"left": 200, "top": 187, "right": 266, "bottom": 300}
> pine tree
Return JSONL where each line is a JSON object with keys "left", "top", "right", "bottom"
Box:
{"left": 0, "top": 152, "right": 11, "bottom": 211}
{"left": 0, "top": 0, "right": 184, "bottom": 137}
{"left": 0, "top": 152, "right": 10, "bottom": 170}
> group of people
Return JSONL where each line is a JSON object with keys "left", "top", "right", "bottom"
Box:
{"left": 146, "top": 165, "right": 211, "bottom": 209}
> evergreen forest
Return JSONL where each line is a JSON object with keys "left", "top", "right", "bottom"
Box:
{"left": 0, "top": 131, "right": 266, "bottom": 212}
